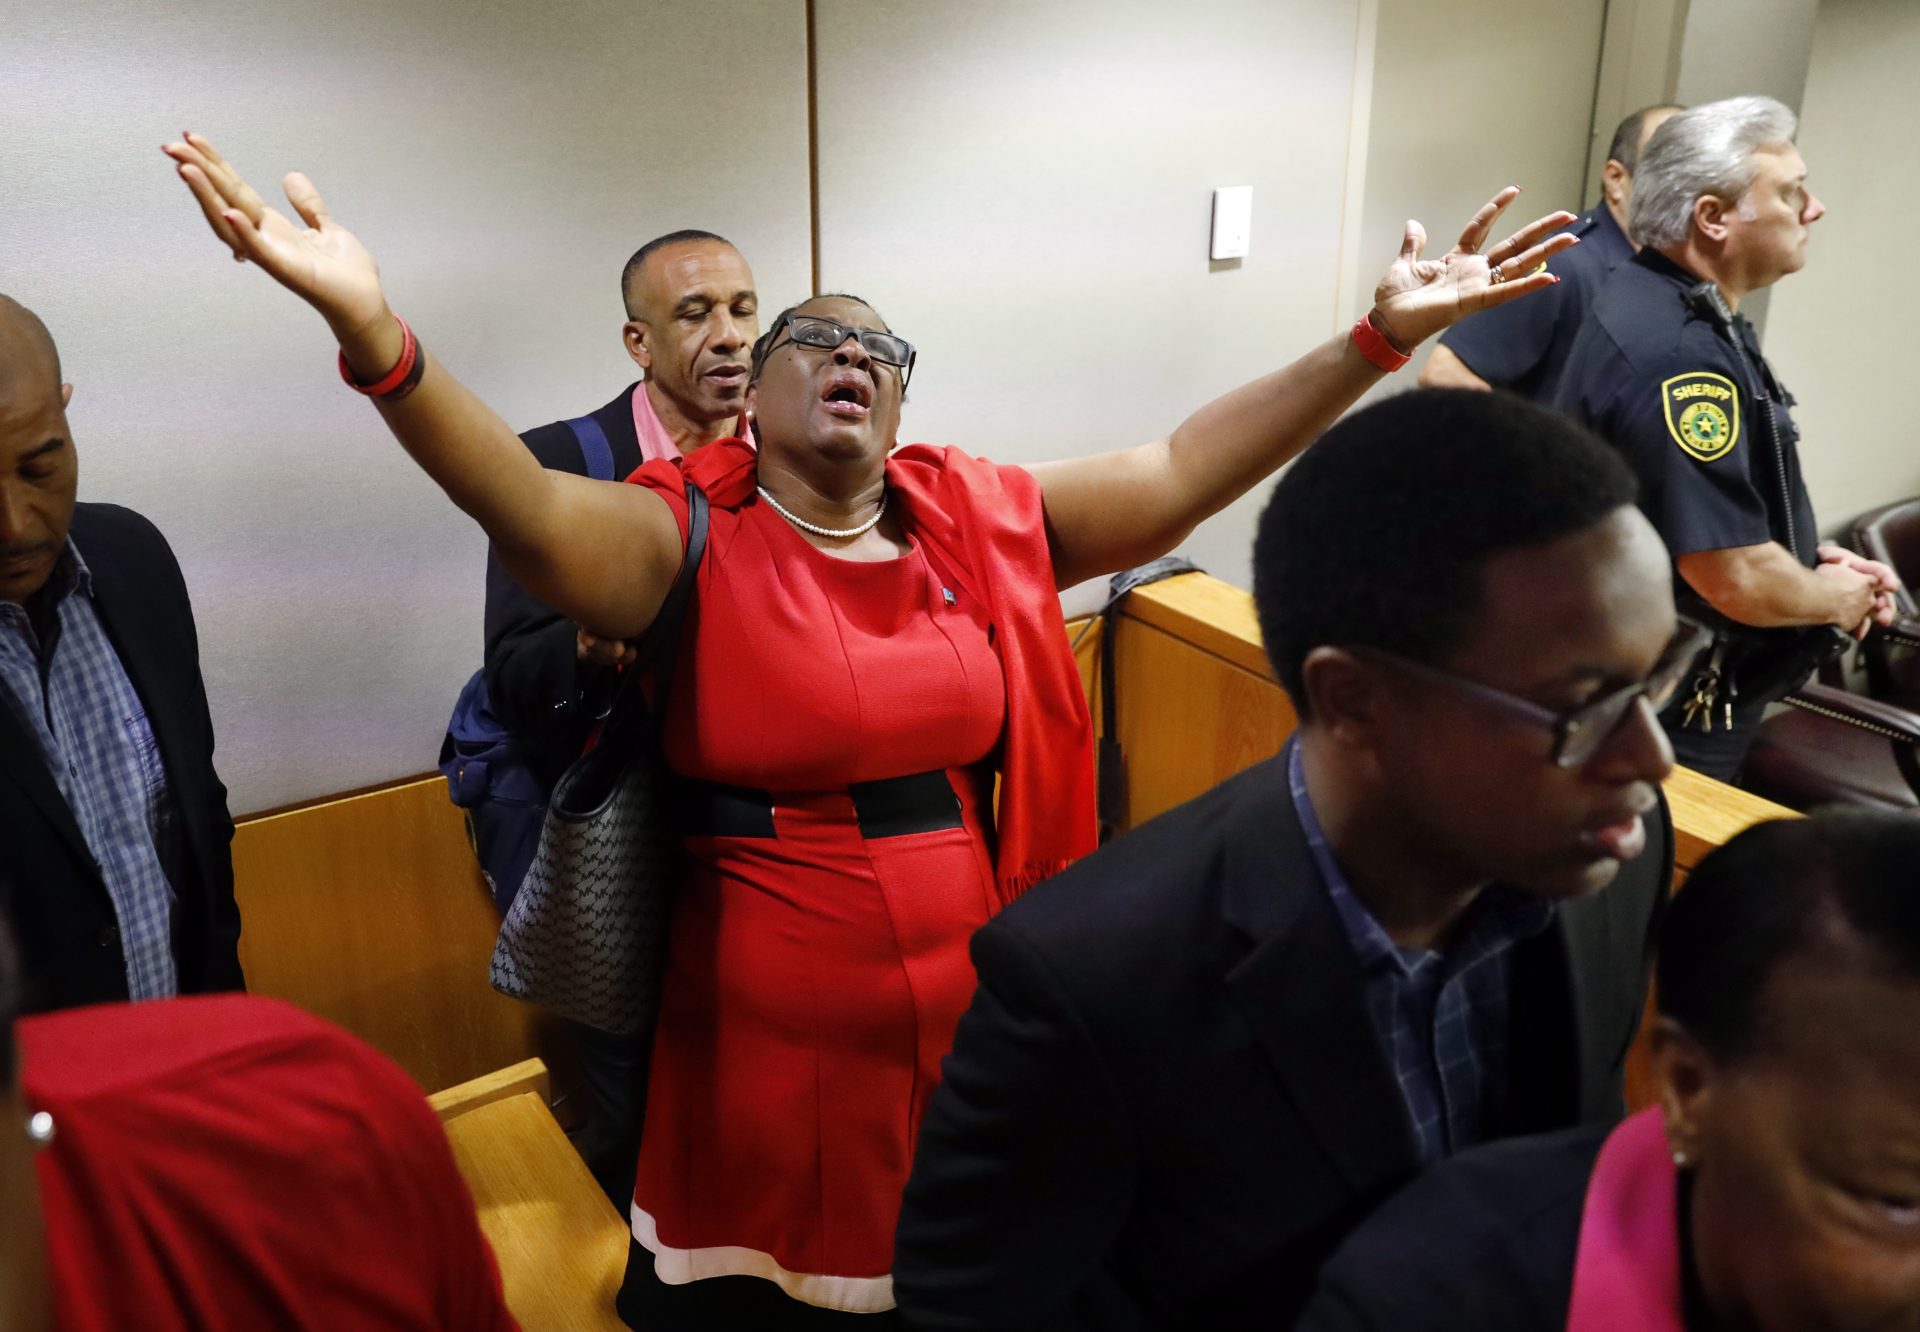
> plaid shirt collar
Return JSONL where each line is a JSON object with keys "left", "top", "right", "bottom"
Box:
{"left": 33, "top": 538, "right": 92, "bottom": 603}
{"left": 1, "top": 539, "right": 93, "bottom": 637}
{"left": 1286, "top": 743, "right": 1553, "bottom": 978}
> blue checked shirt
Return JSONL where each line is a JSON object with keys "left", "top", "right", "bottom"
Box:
{"left": 0, "top": 541, "right": 182, "bottom": 998}
{"left": 1288, "top": 745, "right": 1553, "bottom": 1165}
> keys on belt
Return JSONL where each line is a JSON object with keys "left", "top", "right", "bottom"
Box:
{"left": 1681, "top": 640, "right": 1735, "bottom": 733}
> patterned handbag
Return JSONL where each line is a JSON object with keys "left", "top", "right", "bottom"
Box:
{"left": 488, "top": 480, "right": 709, "bottom": 1034}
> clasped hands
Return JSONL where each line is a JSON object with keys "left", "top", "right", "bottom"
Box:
{"left": 578, "top": 629, "right": 639, "bottom": 669}
{"left": 1818, "top": 544, "right": 1903, "bottom": 640}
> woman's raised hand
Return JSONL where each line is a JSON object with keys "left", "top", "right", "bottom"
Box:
{"left": 163, "top": 133, "right": 389, "bottom": 342}
{"left": 1369, "top": 187, "right": 1579, "bottom": 352}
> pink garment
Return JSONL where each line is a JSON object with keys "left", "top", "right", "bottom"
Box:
{"left": 1565, "top": 1107, "right": 1685, "bottom": 1332}
{"left": 631, "top": 382, "right": 749, "bottom": 464}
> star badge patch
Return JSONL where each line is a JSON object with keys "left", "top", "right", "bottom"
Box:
{"left": 1661, "top": 372, "right": 1740, "bottom": 462}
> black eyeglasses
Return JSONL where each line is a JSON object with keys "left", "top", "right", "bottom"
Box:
{"left": 1355, "top": 618, "right": 1713, "bottom": 768}
{"left": 757, "top": 313, "right": 917, "bottom": 388}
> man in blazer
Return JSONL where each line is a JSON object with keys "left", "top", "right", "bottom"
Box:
{"left": 0, "top": 296, "right": 240, "bottom": 1013}
{"left": 894, "top": 390, "right": 1688, "bottom": 1329}
{"left": 482, "top": 229, "right": 758, "bottom": 760}
{"left": 473, "top": 232, "right": 757, "bottom": 1207}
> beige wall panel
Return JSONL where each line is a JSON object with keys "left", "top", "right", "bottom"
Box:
{"left": 1585, "top": 0, "right": 1691, "bottom": 194}
{"left": 0, "top": 0, "right": 810, "bottom": 812}
{"left": 811, "top": 0, "right": 1363, "bottom": 597}
{"left": 1762, "top": 0, "right": 1920, "bottom": 528}
{"left": 1360, "top": 0, "right": 1609, "bottom": 384}
{"left": 1675, "top": 0, "right": 1818, "bottom": 109}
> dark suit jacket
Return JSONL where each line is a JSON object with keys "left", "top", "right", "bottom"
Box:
{"left": 0, "top": 503, "right": 241, "bottom": 1012}
{"left": 1293, "top": 1125, "right": 1604, "bottom": 1331}
{"left": 482, "top": 384, "right": 646, "bottom": 776}
{"left": 893, "top": 745, "right": 1671, "bottom": 1330}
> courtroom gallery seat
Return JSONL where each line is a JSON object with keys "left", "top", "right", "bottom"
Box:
{"left": 1739, "top": 498, "right": 1920, "bottom": 813}
{"left": 1744, "top": 685, "right": 1920, "bottom": 811}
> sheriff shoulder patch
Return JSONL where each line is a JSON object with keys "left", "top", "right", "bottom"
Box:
{"left": 1661, "top": 372, "right": 1740, "bottom": 462}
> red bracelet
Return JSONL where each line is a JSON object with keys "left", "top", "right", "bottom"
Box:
{"left": 338, "top": 316, "right": 422, "bottom": 398}
{"left": 1350, "top": 311, "right": 1411, "bottom": 373}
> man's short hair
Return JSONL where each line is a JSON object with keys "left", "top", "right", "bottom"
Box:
{"left": 1657, "top": 809, "right": 1920, "bottom": 1061}
{"left": 1251, "top": 388, "right": 1638, "bottom": 716}
{"left": 1628, "top": 95, "right": 1798, "bottom": 251}
{"left": 1606, "top": 103, "right": 1685, "bottom": 177}
{"left": 620, "top": 230, "right": 735, "bottom": 318}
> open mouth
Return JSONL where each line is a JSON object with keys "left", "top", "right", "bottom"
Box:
{"left": 820, "top": 371, "right": 873, "bottom": 419}
{"left": 704, "top": 364, "right": 747, "bottom": 389}
{"left": 1576, "top": 800, "right": 1653, "bottom": 862}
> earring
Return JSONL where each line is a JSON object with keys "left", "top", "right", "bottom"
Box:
{"left": 1671, "top": 1147, "right": 1691, "bottom": 1168}
{"left": 25, "top": 1110, "right": 54, "bottom": 1148}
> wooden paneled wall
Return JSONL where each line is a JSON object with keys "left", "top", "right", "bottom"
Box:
{"left": 229, "top": 572, "right": 1794, "bottom": 1107}
{"left": 232, "top": 778, "right": 568, "bottom": 1096}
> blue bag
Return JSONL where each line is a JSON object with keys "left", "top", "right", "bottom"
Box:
{"left": 440, "top": 414, "right": 617, "bottom": 911}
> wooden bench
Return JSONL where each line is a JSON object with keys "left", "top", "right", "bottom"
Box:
{"left": 432, "top": 1059, "right": 629, "bottom": 1331}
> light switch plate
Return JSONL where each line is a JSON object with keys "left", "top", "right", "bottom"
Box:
{"left": 1210, "top": 186, "right": 1252, "bottom": 260}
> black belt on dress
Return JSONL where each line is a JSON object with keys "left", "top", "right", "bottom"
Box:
{"left": 671, "top": 769, "right": 966, "bottom": 840}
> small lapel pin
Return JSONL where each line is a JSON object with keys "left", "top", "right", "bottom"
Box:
{"left": 941, "top": 587, "right": 956, "bottom": 607}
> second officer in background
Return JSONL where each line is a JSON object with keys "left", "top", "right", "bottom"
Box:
{"left": 1553, "top": 95, "right": 1895, "bottom": 782}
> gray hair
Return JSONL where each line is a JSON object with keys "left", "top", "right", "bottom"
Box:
{"left": 1628, "top": 95, "right": 1799, "bottom": 250}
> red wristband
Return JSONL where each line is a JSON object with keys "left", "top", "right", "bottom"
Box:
{"left": 338, "top": 316, "right": 420, "bottom": 398}
{"left": 1350, "top": 311, "right": 1411, "bottom": 373}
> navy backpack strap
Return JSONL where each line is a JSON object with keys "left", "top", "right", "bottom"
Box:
{"left": 565, "top": 413, "right": 616, "bottom": 481}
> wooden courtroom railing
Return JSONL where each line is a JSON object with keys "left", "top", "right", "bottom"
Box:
{"left": 231, "top": 777, "right": 566, "bottom": 1096}
{"left": 432, "top": 1059, "right": 629, "bottom": 1332}
{"left": 220, "top": 571, "right": 1801, "bottom": 1325}
{"left": 227, "top": 573, "right": 1795, "bottom": 1165}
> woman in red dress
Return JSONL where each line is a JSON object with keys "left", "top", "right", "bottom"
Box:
{"left": 164, "top": 131, "right": 1574, "bottom": 1326}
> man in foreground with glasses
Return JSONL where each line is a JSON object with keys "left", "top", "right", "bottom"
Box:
{"left": 895, "top": 388, "right": 1683, "bottom": 1330}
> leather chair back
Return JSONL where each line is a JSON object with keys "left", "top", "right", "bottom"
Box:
{"left": 1851, "top": 498, "right": 1920, "bottom": 617}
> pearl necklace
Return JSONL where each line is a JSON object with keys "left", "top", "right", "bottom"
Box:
{"left": 756, "top": 485, "right": 887, "bottom": 539}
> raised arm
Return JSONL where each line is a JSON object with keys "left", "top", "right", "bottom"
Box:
{"left": 1030, "top": 189, "right": 1576, "bottom": 588}
{"left": 162, "top": 134, "right": 683, "bottom": 640}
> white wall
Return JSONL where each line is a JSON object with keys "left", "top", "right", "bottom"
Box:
{"left": 3, "top": 1, "right": 1657, "bottom": 812}
{"left": 1357, "top": 0, "right": 1610, "bottom": 385}
{"left": 1584, "top": 0, "right": 1688, "bottom": 195}
{"left": 0, "top": 0, "right": 811, "bottom": 813}
{"left": 811, "top": 0, "right": 1366, "bottom": 597}
{"left": 1763, "top": 0, "right": 1920, "bottom": 528}
{"left": 1675, "top": 0, "right": 1820, "bottom": 107}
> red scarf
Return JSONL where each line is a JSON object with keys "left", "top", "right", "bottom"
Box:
{"left": 1566, "top": 1108, "right": 1686, "bottom": 1332}
{"left": 674, "top": 437, "right": 1097, "bottom": 901}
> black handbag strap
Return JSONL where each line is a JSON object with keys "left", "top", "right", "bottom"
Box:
{"left": 603, "top": 480, "right": 710, "bottom": 748}
{"left": 1091, "top": 556, "right": 1201, "bottom": 843}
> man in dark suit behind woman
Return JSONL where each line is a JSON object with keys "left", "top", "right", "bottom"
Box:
{"left": 473, "top": 233, "right": 760, "bottom": 1206}
{"left": 481, "top": 229, "right": 759, "bottom": 768}
{"left": 895, "top": 389, "right": 1693, "bottom": 1329}
{"left": 0, "top": 295, "right": 241, "bottom": 1014}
